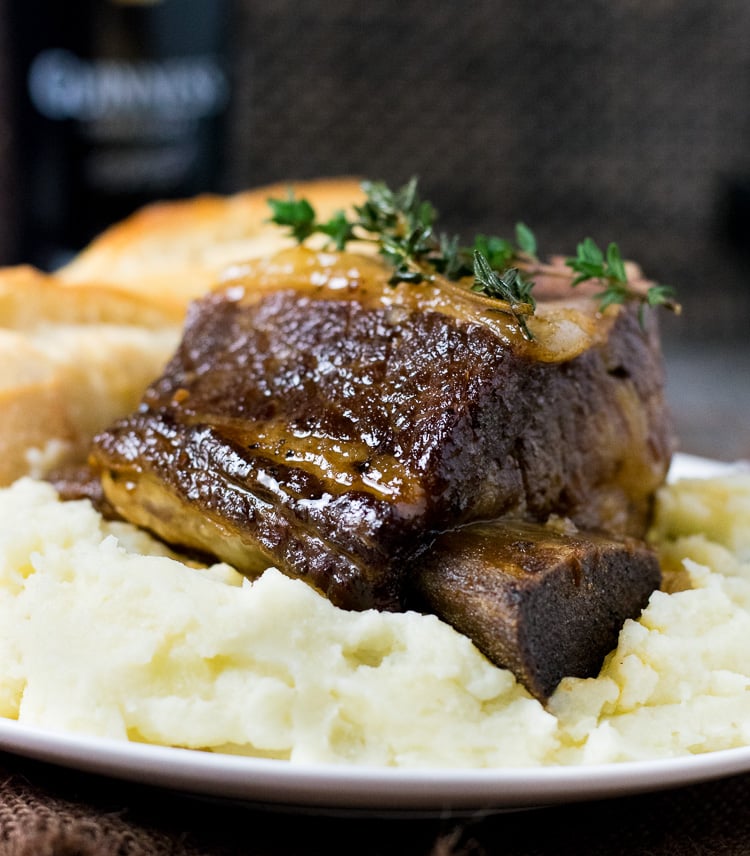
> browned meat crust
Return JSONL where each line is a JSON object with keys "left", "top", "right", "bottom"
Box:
{"left": 90, "top": 250, "right": 673, "bottom": 612}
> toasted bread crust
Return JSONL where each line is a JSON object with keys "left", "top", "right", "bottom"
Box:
{"left": 57, "top": 177, "right": 365, "bottom": 317}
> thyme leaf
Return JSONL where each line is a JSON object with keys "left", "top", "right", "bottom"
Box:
{"left": 316, "top": 210, "right": 357, "bottom": 251}
{"left": 514, "top": 222, "right": 537, "bottom": 258}
{"left": 566, "top": 237, "right": 681, "bottom": 318}
{"left": 471, "top": 234, "right": 516, "bottom": 272}
{"left": 266, "top": 194, "right": 317, "bottom": 244}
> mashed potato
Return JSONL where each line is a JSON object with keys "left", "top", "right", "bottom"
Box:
{"left": 1, "top": 471, "right": 749, "bottom": 767}
{"left": 0, "top": 479, "right": 556, "bottom": 767}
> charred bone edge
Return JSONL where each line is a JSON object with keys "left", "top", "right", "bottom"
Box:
{"left": 408, "top": 520, "right": 661, "bottom": 701}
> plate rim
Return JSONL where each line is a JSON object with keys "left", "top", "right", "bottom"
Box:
{"left": 3, "top": 716, "right": 750, "bottom": 810}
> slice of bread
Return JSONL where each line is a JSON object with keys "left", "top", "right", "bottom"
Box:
{"left": 0, "top": 325, "right": 180, "bottom": 486}
{"left": 0, "top": 178, "right": 365, "bottom": 485}
{"left": 0, "top": 266, "right": 180, "bottom": 485}
{"left": 0, "top": 330, "right": 75, "bottom": 485}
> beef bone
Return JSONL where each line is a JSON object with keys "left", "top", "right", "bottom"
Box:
{"left": 410, "top": 519, "right": 660, "bottom": 700}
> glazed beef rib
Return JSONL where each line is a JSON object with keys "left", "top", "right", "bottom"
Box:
{"left": 90, "top": 248, "right": 674, "bottom": 610}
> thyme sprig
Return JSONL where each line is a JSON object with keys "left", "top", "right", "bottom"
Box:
{"left": 471, "top": 252, "right": 535, "bottom": 340}
{"left": 267, "top": 178, "right": 680, "bottom": 340}
{"left": 268, "top": 180, "right": 537, "bottom": 338}
{"left": 566, "top": 237, "right": 680, "bottom": 319}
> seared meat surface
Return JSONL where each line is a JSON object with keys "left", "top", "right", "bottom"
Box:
{"left": 91, "top": 248, "right": 674, "bottom": 611}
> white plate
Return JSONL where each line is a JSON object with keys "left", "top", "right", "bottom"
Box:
{"left": 0, "top": 452, "right": 747, "bottom": 813}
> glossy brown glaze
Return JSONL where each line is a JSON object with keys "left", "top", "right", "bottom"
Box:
{"left": 90, "top": 248, "right": 674, "bottom": 610}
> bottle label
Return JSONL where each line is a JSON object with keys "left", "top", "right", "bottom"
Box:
{"left": 26, "top": 48, "right": 229, "bottom": 195}
{"left": 28, "top": 48, "right": 229, "bottom": 123}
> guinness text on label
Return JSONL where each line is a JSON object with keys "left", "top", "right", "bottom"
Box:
{"left": 28, "top": 48, "right": 229, "bottom": 122}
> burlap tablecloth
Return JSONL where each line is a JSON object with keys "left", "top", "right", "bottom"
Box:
{"left": 3, "top": 750, "right": 750, "bottom": 856}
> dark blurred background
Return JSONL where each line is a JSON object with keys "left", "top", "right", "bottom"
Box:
{"left": 0, "top": 0, "right": 748, "bottom": 458}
